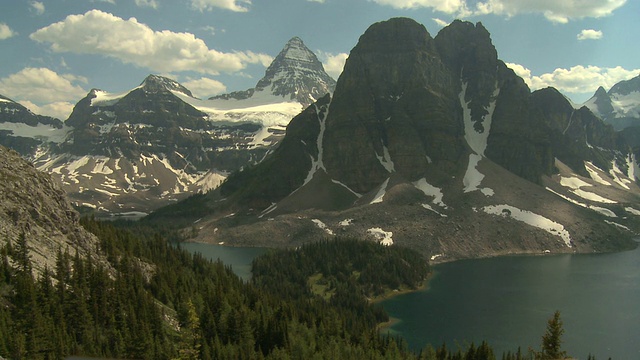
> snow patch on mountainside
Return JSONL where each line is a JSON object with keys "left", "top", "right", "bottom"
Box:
{"left": 370, "top": 178, "right": 390, "bottom": 204}
{"left": 413, "top": 178, "right": 447, "bottom": 208}
{"left": 173, "top": 90, "right": 303, "bottom": 127}
{"left": 367, "top": 227, "right": 393, "bottom": 246}
{"left": 312, "top": 219, "right": 334, "bottom": 235}
{"left": 460, "top": 82, "right": 499, "bottom": 196}
{"left": 609, "top": 160, "right": 632, "bottom": 190}
{"left": 460, "top": 82, "right": 500, "bottom": 156}
{"left": 375, "top": 144, "right": 395, "bottom": 173}
{"left": 35, "top": 153, "right": 228, "bottom": 213}
{"left": 610, "top": 91, "right": 640, "bottom": 118}
{"left": 481, "top": 205, "right": 572, "bottom": 247}
{"left": 545, "top": 187, "right": 617, "bottom": 217}
{"left": 331, "top": 179, "right": 362, "bottom": 198}
{"left": 624, "top": 207, "right": 640, "bottom": 216}
{"left": 297, "top": 102, "right": 329, "bottom": 190}
{"left": 559, "top": 176, "right": 617, "bottom": 204}
{"left": 91, "top": 87, "right": 141, "bottom": 107}
{"left": 584, "top": 162, "right": 613, "bottom": 185}
{"left": 626, "top": 154, "right": 640, "bottom": 182}
{"left": 0, "top": 122, "right": 70, "bottom": 143}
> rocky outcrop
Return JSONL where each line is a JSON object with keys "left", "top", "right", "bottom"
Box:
{"left": 193, "top": 18, "right": 640, "bottom": 261}
{"left": 0, "top": 145, "right": 103, "bottom": 274}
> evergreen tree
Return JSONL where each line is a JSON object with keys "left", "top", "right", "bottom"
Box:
{"left": 538, "top": 311, "right": 567, "bottom": 359}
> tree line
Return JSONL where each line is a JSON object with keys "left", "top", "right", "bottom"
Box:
{"left": 0, "top": 218, "right": 594, "bottom": 359}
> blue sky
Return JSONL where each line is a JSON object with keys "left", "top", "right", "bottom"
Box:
{"left": 0, "top": 0, "right": 638, "bottom": 120}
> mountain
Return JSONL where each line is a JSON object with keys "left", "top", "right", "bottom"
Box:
{"left": 583, "top": 75, "right": 640, "bottom": 130}
{"left": 211, "top": 36, "right": 336, "bottom": 107}
{"left": 0, "top": 95, "right": 68, "bottom": 157}
{"left": 23, "top": 37, "right": 335, "bottom": 216}
{"left": 177, "top": 18, "right": 640, "bottom": 261}
{"left": 0, "top": 145, "right": 104, "bottom": 274}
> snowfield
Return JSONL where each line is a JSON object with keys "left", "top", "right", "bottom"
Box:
{"left": 367, "top": 227, "right": 393, "bottom": 246}
{"left": 482, "top": 204, "right": 573, "bottom": 247}
{"left": 559, "top": 176, "right": 617, "bottom": 204}
{"left": 459, "top": 81, "right": 499, "bottom": 197}
{"left": 412, "top": 178, "right": 447, "bottom": 208}
{"left": 312, "top": 219, "right": 334, "bottom": 236}
{"left": 370, "top": 178, "right": 390, "bottom": 204}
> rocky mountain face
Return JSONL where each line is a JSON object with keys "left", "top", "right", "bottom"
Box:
{"left": 584, "top": 75, "right": 640, "bottom": 131}
{"left": 0, "top": 145, "right": 104, "bottom": 274}
{"left": 187, "top": 18, "right": 640, "bottom": 261}
{"left": 0, "top": 37, "right": 335, "bottom": 216}
{"left": 0, "top": 95, "right": 67, "bottom": 156}
{"left": 212, "top": 37, "right": 336, "bottom": 107}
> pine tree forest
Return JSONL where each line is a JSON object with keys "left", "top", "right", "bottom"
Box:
{"left": 0, "top": 218, "right": 582, "bottom": 359}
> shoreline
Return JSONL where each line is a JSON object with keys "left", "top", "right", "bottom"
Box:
{"left": 374, "top": 272, "right": 435, "bottom": 332}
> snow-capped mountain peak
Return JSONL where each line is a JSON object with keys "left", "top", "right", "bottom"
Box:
{"left": 141, "top": 74, "right": 194, "bottom": 97}
{"left": 242, "top": 37, "right": 336, "bottom": 107}
{"left": 583, "top": 74, "right": 640, "bottom": 130}
{"left": 278, "top": 36, "right": 319, "bottom": 63}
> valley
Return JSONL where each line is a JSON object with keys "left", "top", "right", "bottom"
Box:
{"left": 1, "top": 8, "right": 639, "bottom": 359}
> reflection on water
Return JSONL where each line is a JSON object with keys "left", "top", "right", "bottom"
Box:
{"left": 180, "top": 242, "right": 268, "bottom": 281}
{"left": 381, "top": 246, "right": 640, "bottom": 359}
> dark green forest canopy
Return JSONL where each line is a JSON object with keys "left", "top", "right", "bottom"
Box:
{"left": 0, "top": 220, "right": 581, "bottom": 359}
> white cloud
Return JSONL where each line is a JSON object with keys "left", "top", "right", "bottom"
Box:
{"left": 0, "top": 68, "right": 88, "bottom": 119}
{"left": 577, "top": 29, "right": 603, "bottom": 41}
{"left": 372, "top": 0, "right": 626, "bottom": 22}
{"left": 19, "top": 100, "right": 76, "bottom": 120}
{"left": 30, "top": 10, "right": 271, "bottom": 76}
{"left": 182, "top": 77, "right": 227, "bottom": 98}
{"left": 0, "top": 68, "right": 87, "bottom": 104}
{"left": 135, "top": 0, "right": 159, "bottom": 9}
{"left": 371, "top": 0, "right": 469, "bottom": 15}
{"left": 317, "top": 51, "right": 348, "bottom": 79}
{"left": 308, "top": 0, "right": 326, "bottom": 3}
{"left": 432, "top": 18, "right": 450, "bottom": 27}
{"left": 190, "top": 0, "right": 251, "bottom": 12}
{"left": 30, "top": 1, "right": 45, "bottom": 15}
{"left": 0, "top": 23, "right": 16, "bottom": 40}
{"left": 506, "top": 63, "right": 640, "bottom": 95}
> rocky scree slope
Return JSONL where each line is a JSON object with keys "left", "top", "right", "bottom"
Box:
{"left": 0, "top": 145, "right": 104, "bottom": 275}
{"left": 183, "top": 18, "right": 640, "bottom": 261}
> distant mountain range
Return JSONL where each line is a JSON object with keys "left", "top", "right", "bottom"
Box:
{"left": 583, "top": 75, "right": 640, "bottom": 131}
{"left": 0, "top": 37, "right": 336, "bottom": 216}
{"left": 166, "top": 18, "right": 640, "bottom": 261}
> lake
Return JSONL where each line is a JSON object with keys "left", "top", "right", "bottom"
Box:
{"left": 179, "top": 241, "right": 639, "bottom": 359}
{"left": 180, "top": 242, "right": 268, "bottom": 281}
{"left": 381, "top": 244, "right": 640, "bottom": 359}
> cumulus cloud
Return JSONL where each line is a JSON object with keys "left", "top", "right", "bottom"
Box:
{"left": 0, "top": 68, "right": 87, "bottom": 103}
{"left": 19, "top": 100, "right": 76, "bottom": 120}
{"left": 182, "top": 77, "right": 227, "bottom": 98}
{"left": 577, "top": 29, "right": 603, "bottom": 41}
{"left": 506, "top": 63, "right": 640, "bottom": 95}
{"left": 30, "top": 1, "right": 45, "bottom": 15}
{"left": 0, "top": 68, "right": 88, "bottom": 119}
{"left": 30, "top": 10, "right": 272, "bottom": 76}
{"left": 317, "top": 51, "right": 348, "bottom": 79}
{"left": 371, "top": 0, "right": 469, "bottom": 15}
{"left": 135, "top": 0, "right": 159, "bottom": 9}
{"left": 372, "top": 0, "right": 626, "bottom": 22}
{"left": 0, "top": 23, "right": 16, "bottom": 40}
{"left": 190, "top": 0, "right": 251, "bottom": 12}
